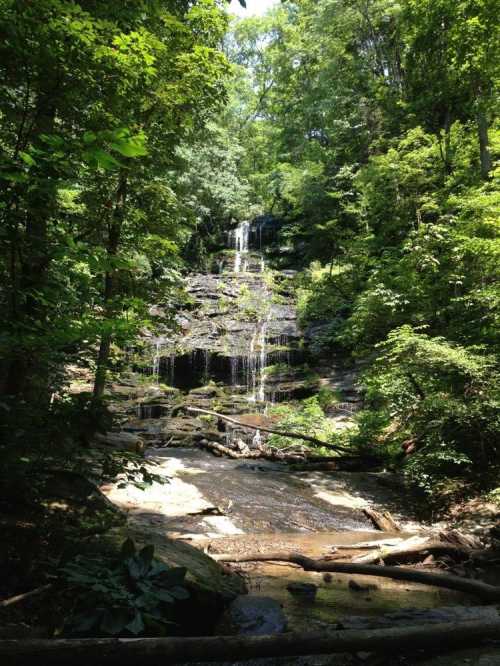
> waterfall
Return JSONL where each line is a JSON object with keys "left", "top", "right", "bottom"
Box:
{"left": 164, "top": 353, "right": 175, "bottom": 386}
{"left": 256, "top": 314, "right": 270, "bottom": 402}
{"left": 203, "top": 349, "right": 211, "bottom": 383}
{"left": 247, "top": 328, "right": 258, "bottom": 401}
{"left": 231, "top": 220, "right": 250, "bottom": 273}
{"left": 152, "top": 341, "right": 163, "bottom": 383}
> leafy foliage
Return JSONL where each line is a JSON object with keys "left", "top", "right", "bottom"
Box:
{"left": 225, "top": 0, "right": 499, "bottom": 499}
{"left": 62, "top": 539, "right": 189, "bottom": 637}
{"left": 268, "top": 396, "right": 335, "bottom": 453}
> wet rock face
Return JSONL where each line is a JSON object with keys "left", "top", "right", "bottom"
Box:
{"left": 216, "top": 595, "right": 288, "bottom": 635}
{"left": 118, "top": 218, "right": 362, "bottom": 445}
{"left": 147, "top": 263, "right": 302, "bottom": 396}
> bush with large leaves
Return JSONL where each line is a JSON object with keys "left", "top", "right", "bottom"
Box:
{"left": 62, "top": 539, "right": 189, "bottom": 637}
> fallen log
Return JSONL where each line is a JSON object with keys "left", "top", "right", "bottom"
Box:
{"left": 363, "top": 508, "right": 401, "bottom": 532}
{"left": 438, "top": 529, "right": 482, "bottom": 550}
{"left": 185, "top": 406, "right": 349, "bottom": 452}
{"left": 337, "top": 605, "right": 499, "bottom": 630}
{"left": 352, "top": 536, "right": 474, "bottom": 565}
{"left": 212, "top": 551, "right": 500, "bottom": 602}
{"left": 0, "top": 584, "right": 52, "bottom": 609}
{"left": 333, "top": 538, "right": 405, "bottom": 550}
{"left": 199, "top": 440, "right": 305, "bottom": 462}
{"left": 200, "top": 441, "right": 370, "bottom": 465}
{"left": 2, "top": 620, "right": 500, "bottom": 665}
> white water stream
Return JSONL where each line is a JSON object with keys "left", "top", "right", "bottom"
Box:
{"left": 230, "top": 219, "right": 250, "bottom": 273}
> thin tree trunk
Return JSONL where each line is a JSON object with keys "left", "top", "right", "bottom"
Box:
{"left": 93, "top": 171, "right": 128, "bottom": 400}
{"left": 4, "top": 92, "right": 57, "bottom": 401}
{"left": 477, "top": 107, "right": 492, "bottom": 180}
{"left": 0, "top": 584, "right": 52, "bottom": 608}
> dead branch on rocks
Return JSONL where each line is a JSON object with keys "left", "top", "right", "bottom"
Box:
{"left": 200, "top": 441, "right": 262, "bottom": 459}
{"left": 200, "top": 440, "right": 309, "bottom": 463}
{"left": 212, "top": 551, "right": 500, "bottom": 602}
{"left": 363, "top": 508, "right": 401, "bottom": 531}
{"left": 2, "top": 620, "right": 500, "bottom": 665}
{"left": 350, "top": 535, "right": 476, "bottom": 565}
{"left": 333, "top": 538, "right": 405, "bottom": 550}
{"left": 0, "top": 584, "right": 53, "bottom": 609}
{"left": 184, "top": 406, "right": 349, "bottom": 452}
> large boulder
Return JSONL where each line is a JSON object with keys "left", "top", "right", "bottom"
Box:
{"left": 120, "top": 529, "right": 247, "bottom": 632}
{"left": 94, "top": 430, "right": 144, "bottom": 454}
{"left": 216, "top": 595, "right": 288, "bottom": 635}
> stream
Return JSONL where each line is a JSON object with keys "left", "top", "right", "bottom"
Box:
{"left": 103, "top": 220, "right": 472, "bottom": 638}
{"left": 105, "top": 446, "right": 467, "bottom": 635}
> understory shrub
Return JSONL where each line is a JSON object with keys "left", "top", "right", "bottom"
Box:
{"left": 62, "top": 539, "right": 189, "bottom": 637}
{"left": 353, "top": 325, "right": 500, "bottom": 499}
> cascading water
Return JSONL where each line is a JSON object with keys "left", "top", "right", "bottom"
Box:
{"left": 152, "top": 341, "right": 163, "bottom": 383}
{"left": 137, "top": 218, "right": 297, "bottom": 445}
{"left": 230, "top": 220, "right": 250, "bottom": 273}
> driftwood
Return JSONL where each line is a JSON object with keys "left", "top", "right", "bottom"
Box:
{"left": 333, "top": 538, "right": 405, "bottom": 550}
{"left": 212, "top": 551, "right": 500, "bottom": 602}
{"left": 363, "top": 508, "right": 401, "bottom": 532}
{"left": 200, "top": 440, "right": 367, "bottom": 465}
{"left": 2, "top": 620, "right": 500, "bottom": 665}
{"left": 185, "top": 406, "right": 349, "bottom": 452}
{"left": 200, "top": 441, "right": 262, "bottom": 459}
{"left": 0, "top": 584, "right": 52, "bottom": 609}
{"left": 351, "top": 535, "right": 475, "bottom": 565}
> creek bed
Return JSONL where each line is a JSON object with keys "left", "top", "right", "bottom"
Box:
{"left": 104, "top": 447, "right": 470, "bottom": 634}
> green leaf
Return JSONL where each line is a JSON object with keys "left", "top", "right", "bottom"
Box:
{"left": 83, "top": 131, "right": 97, "bottom": 145}
{"left": 138, "top": 544, "right": 155, "bottom": 567}
{"left": 100, "top": 608, "right": 130, "bottom": 635}
{"left": 125, "top": 612, "right": 145, "bottom": 635}
{"left": 19, "top": 151, "right": 36, "bottom": 166}
{"left": 72, "top": 610, "right": 102, "bottom": 634}
{"left": 127, "top": 556, "right": 148, "bottom": 579}
{"left": 168, "top": 585, "right": 190, "bottom": 601}
{"left": 152, "top": 588, "right": 175, "bottom": 603}
{"left": 121, "top": 538, "right": 136, "bottom": 559}
{"left": 110, "top": 141, "right": 148, "bottom": 158}
{"left": 0, "top": 171, "right": 28, "bottom": 183}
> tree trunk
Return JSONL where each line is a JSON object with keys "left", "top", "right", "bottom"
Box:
{"left": 4, "top": 92, "right": 57, "bottom": 402}
{"left": 477, "top": 107, "right": 492, "bottom": 180}
{"left": 93, "top": 171, "right": 128, "bottom": 400}
{"left": 1, "top": 620, "right": 500, "bottom": 665}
